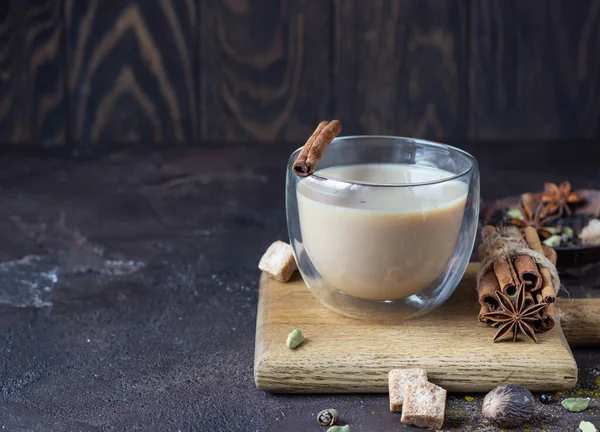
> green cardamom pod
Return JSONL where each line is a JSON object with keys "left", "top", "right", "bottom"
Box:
{"left": 579, "top": 421, "right": 598, "bottom": 432}
{"left": 326, "top": 426, "right": 350, "bottom": 432}
{"left": 561, "top": 397, "right": 590, "bottom": 412}
{"left": 506, "top": 208, "right": 524, "bottom": 220}
{"left": 317, "top": 408, "right": 339, "bottom": 426}
{"left": 562, "top": 226, "right": 574, "bottom": 238}
{"left": 543, "top": 234, "right": 562, "bottom": 248}
{"left": 286, "top": 329, "right": 304, "bottom": 349}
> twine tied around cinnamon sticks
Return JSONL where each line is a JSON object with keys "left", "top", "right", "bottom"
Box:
{"left": 477, "top": 225, "right": 560, "bottom": 334}
{"left": 478, "top": 227, "right": 560, "bottom": 297}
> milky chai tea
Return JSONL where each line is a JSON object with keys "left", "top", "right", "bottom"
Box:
{"left": 297, "top": 163, "right": 467, "bottom": 301}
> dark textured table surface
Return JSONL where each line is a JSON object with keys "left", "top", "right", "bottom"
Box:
{"left": 0, "top": 142, "right": 599, "bottom": 432}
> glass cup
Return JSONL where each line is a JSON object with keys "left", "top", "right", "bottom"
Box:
{"left": 286, "top": 136, "right": 479, "bottom": 321}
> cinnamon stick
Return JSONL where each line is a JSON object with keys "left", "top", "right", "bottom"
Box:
{"left": 540, "top": 280, "right": 556, "bottom": 304}
{"left": 523, "top": 227, "right": 556, "bottom": 303}
{"left": 478, "top": 225, "right": 559, "bottom": 339}
{"left": 478, "top": 304, "right": 501, "bottom": 327}
{"left": 292, "top": 121, "right": 327, "bottom": 174}
{"left": 479, "top": 304, "right": 491, "bottom": 323}
{"left": 481, "top": 226, "right": 521, "bottom": 297}
{"left": 292, "top": 120, "right": 342, "bottom": 177}
{"left": 538, "top": 303, "right": 556, "bottom": 333}
{"left": 493, "top": 259, "right": 519, "bottom": 297}
{"left": 503, "top": 226, "right": 542, "bottom": 292}
{"left": 514, "top": 255, "right": 542, "bottom": 291}
{"left": 478, "top": 226, "right": 515, "bottom": 307}
{"left": 478, "top": 270, "right": 501, "bottom": 310}
{"left": 477, "top": 226, "right": 504, "bottom": 310}
{"left": 524, "top": 290, "right": 535, "bottom": 308}
{"left": 542, "top": 245, "right": 557, "bottom": 266}
{"left": 530, "top": 312, "right": 544, "bottom": 332}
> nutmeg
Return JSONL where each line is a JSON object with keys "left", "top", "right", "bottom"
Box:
{"left": 482, "top": 384, "right": 534, "bottom": 428}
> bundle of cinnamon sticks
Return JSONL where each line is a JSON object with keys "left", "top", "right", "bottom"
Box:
{"left": 478, "top": 225, "right": 559, "bottom": 333}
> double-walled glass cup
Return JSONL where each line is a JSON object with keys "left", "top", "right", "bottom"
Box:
{"left": 286, "top": 136, "right": 479, "bottom": 321}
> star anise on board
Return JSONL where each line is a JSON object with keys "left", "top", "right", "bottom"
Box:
{"left": 482, "top": 284, "right": 548, "bottom": 343}
{"left": 506, "top": 198, "right": 555, "bottom": 239}
{"left": 541, "top": 181, "right": 583, "bottom": 216}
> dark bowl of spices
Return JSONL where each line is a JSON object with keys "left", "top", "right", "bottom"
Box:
{"left": 481, "top": 183, "right": 600, "bottom": 269}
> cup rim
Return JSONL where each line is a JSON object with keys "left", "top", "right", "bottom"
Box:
{"left": 291, "top": 135, "right": 476, "bottom": 188}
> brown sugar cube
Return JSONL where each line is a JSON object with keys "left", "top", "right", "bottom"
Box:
{"left": 258, "top": 241, "right": 297, "bottom": 282}
{"left": 401, "top": 381, "right": 447, "bottom": 430}
{"left": 388, "top": 368, "right": 428, "bottom": 412}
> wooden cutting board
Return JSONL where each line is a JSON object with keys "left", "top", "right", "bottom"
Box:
{"left": 254, "top": 263, "right": 579, "bottom": 393}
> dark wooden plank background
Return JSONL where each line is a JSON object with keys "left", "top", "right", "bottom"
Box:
{"left": 334, "top": 0, "right": 468, "bottom": 139}
{"left": 0, "top": 0, "right": 599, "bottom": 152}
{"left": 65, "top": 0, "right": 197, "bottom": 152}
{"left": 0, "top": 0, "right": 65, "bottom": 147}
{"left": 200, "top": 0, "right": 331, "bottom": 142}
{"left": 470, "top": 0, "right": 600, "bottom": 140}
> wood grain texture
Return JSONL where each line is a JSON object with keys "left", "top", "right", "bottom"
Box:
{"left": 200, "top": 0, "right": 331, "bottom": 141}
{"left": 255, "top": 263, "right": 578, "bottom": 393}
{"left": 470, "top": 0, "right": 600, "bottom": 140}
{"left": 65, "top": 0, "right": 197, "bottom": 150}
{"left": 333, "top": 0, "right": 468, "bottom": 139}
{"left": 0, "top": 0, "right": 65, "bottom": 146}
{"left": 558, "top": 298, "right": 600, "bottom": 347}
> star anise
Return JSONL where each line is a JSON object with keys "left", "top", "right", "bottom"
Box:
{"left": 506, "top": 198, "right": 555, "bottom": 239}
{"left": 541, "top": 181, "right": 583, "bottom": 216}
{"left": 482, "top": 284, "right": 548, "bottom": 343}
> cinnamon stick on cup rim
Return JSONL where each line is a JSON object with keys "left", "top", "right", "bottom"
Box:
{"left": 293, "top": 120, "right": 342, "bottom": 177}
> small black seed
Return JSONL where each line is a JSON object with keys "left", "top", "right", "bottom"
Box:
{"left": 317, "top": 408, "right": 339, "bottom": 426}
{"left": 539, "top": 393, "right": 551, "bottom": 404}
{"left": 319, "top": 412, "right": 333, "bottom": 424}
